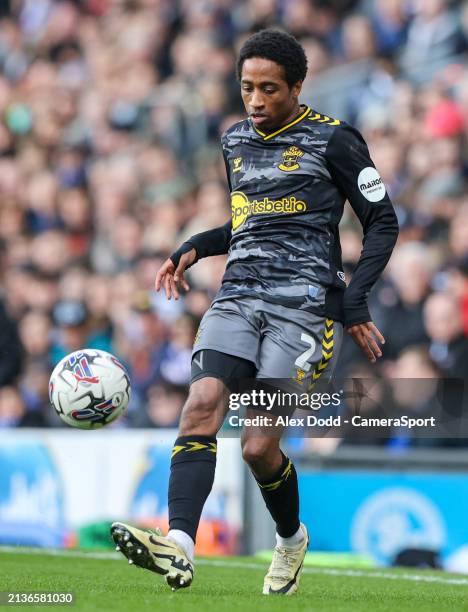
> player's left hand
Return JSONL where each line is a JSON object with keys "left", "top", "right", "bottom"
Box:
{"left": 346, "top": 321, "right": 385, "bottom": 363}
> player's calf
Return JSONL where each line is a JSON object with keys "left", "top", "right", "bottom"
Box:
{"left": 168, "top": 377, "right": 225, "bottom": 546}
{"left": 178, "top": 376, "right": 227, "bottom": 436}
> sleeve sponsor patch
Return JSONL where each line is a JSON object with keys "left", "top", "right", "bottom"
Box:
{"left": 357, "top": 167, "right": 386, "bottom": 202}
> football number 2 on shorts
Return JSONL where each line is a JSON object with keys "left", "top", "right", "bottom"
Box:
{"left": 294, "top": 333, "right": 316, "bottom": 373}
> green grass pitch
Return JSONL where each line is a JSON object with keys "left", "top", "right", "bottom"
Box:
{"left": 2, "top": 548, "right": 468, "bottom": 611}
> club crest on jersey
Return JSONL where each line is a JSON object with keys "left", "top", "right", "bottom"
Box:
{"left": 278, "top": 146, "right": 304, "bottom": 172}
{"left": 233, "top": 157, "right": 243, "bottom": 173}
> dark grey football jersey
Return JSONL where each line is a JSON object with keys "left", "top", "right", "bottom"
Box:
{"left": 208, "top": 106, "right": 398, "bottom": 326}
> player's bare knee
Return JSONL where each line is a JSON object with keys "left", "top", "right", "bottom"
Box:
{"left": 241, "top": 437, "right": 277, "bottom": 469}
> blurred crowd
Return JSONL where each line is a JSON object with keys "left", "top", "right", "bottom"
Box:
{"left": 0, "top": 0, "right": 467, "bottom": 438}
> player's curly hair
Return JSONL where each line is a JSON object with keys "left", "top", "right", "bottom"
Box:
{"left": 236, "top": 29, "right": 308, "bottom": 88}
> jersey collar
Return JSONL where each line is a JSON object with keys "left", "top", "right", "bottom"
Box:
{"left": 251, "top": 105, "right": 311, "bottom": 141}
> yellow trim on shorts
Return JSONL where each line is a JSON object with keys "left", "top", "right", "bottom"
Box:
{"left": 309, "top": 318, "right": 334, "bottom": 390}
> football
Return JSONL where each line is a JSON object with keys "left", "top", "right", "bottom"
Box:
{"left": 49, "top": 349, "right": 131, "bottom": 429}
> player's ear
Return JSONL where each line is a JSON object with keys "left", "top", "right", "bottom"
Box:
{"left": 291, "top": 80, "right": 302, "bottom": 99}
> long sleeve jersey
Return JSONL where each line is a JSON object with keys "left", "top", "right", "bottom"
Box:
{"left": 187, "top": 106, "right": 399, "bottom": 326}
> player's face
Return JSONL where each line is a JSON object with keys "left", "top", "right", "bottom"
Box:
{"left": 240, "top": 57, "right": 302, "bottom": 132}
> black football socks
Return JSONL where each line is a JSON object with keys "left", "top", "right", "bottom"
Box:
{"left": 168, "top": 435, "right": 217, "bottom": 541}
{"left": 255, "top": 451, "right": 300, "bottom": 538}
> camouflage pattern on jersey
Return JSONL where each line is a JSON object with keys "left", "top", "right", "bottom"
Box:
{"left": 216, "top": 106, "right": 346, "bottom": 314}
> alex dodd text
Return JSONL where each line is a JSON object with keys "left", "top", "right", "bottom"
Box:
{"left": 228, "top": 415, "right": 437, "bottom": 428}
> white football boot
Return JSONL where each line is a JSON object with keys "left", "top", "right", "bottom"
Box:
{"left": 111, "top": 522, "right": 193, "bottom": 591}
{"left": 262, "top": 523, "right": 309, "bottom": 595}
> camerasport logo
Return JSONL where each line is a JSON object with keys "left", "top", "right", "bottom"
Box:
{"left": 358, "top": 167, "right": 386, "bottom": 202}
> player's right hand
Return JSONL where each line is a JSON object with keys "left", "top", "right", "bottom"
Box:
{"left": 154, "top": 248, "right": 197, "bottom": 300}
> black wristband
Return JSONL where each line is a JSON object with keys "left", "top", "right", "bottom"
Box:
{"left": 343, "top": 303, "right": 371, "bottom": 327}
{"left": 187, "top": 224, "right": 231, "bottom": 259}
{"left": 169, "top": 222, "right": 231, "bottom": 269}
{"left": 169, "top": 241, "right": 197, "bottom": 268}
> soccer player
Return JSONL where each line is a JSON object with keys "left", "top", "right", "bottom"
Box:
{"left": 111, "top": 29, "right": 399, "bottom": 595}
